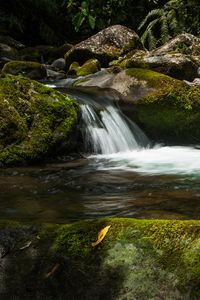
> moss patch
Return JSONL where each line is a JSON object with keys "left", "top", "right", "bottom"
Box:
{"left": 77, "top": 58, "right": 101, "bottom": 76}
{"left": 0, "top": 75, "right": 79, "bottom": 167}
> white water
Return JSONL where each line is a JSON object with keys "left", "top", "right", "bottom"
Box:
{"left": 81, "top": 103, "right": 149, "bottom": 154}
{"left": 80, "top": 100, "right": 200, "bottom": 176}
{"left": 90, "top": 146, "right": 200, "bottom": 176}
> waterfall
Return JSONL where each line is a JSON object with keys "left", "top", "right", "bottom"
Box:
{"left": 54, "top": 86, "right": 149, "bottom": 154}
{"left": 80, "top": 101, "right": 149, "bottom": 154}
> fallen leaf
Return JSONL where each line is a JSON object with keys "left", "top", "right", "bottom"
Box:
{"left": 91, "top": 225, "right": 111, "bottom": 247}
{"left": 20, "top": 241, "right": 32, "bottom": 250}
{"left": 45, "top": 263, "right": 60, "bottom": 278}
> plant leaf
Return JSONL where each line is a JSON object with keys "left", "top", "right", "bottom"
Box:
{"left": 88, "top": 14, "right": 96, "bottom": 29}
{"left": 92, "top": 225, "right": 111, "bottom": 247}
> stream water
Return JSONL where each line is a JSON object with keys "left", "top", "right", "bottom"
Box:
{"left": 0, "top": 86, "right": 199, "bottom": 223}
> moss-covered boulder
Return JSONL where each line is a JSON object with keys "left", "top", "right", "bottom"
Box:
{"left": 0, "top": 75, "right": 79, "bottom": 167}
{"left": 76, "top": 58, "right": 101, "bottom": 76}
{"left": 65, "top": 25, "right": 144, "bottom": 70}
{"left": 0, "top": 218, "right": 199, "bottom": 299}
{"left": 2, "top": 60, "right": 47, "bottom": 80}
{"left": 126, "top": 68, "right": 200, "bottom": 143}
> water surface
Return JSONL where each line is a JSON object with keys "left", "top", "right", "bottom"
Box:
{"left": 0, "top": 145, "right": 199, "bottom": 223}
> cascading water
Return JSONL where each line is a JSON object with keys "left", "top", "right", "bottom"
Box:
{"left": 80, "top": 103, "right": 149, "bottom": 154}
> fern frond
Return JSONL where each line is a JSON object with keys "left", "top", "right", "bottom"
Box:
{"left": 160, "top": 15, "right": 170, "bottom": 43}
{"left": 147, "top": 28, "right": 157, "bottom": 50}
{"left": 138, "top": 8, "right": 163, "bottom": 30}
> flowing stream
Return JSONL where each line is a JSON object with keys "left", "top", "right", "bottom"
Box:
{"left": 0, "top": 87, "right": 199, "bottom": 222}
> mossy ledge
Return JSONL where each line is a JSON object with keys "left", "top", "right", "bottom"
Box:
{"left": 126, "top": 68, "right": 200, "bottom": 144}
{"left": 0, "top": 218, "right": 199, "bottom": 299}
{"left": 0, "top": 74, "right": 79, "bottom": 167}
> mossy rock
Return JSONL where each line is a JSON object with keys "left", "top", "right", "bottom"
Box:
{"left": 127, "top": 68, "right": 200, "bottom": 143}
{"left": 2, "top": 60, "right": 47, "bottom": 80}
{"left": 77, "top": 59, "right": 101, "bottom": 76}
{"left": 68, "top": 61, "right": 80, "bottom": 75}
{"left": 0, "top": 75, "right": 79, "bottom": 167}
{"left": 0, "top": 218, "right": 199, "bottom": 299}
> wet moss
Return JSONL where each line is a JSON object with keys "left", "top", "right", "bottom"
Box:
{"left": 0, "top": 75, "right": 79, "bottom": 167}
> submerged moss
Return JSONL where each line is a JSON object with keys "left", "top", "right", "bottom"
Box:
{"left": 0, "top": 74, "right": 79, "bottom": 167}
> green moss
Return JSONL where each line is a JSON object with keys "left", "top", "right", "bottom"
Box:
{"left": 126, "top": 67, "right": 179, "bottom": 89}
{"left": 0, "top": 75, "right": 79, "bottom": 167}
{"left": 53, "top": 218, "right": 200, "bottom": 297}
{"left": 77, "top": 58, "right": 101, "bottom": 76}
{"left": 135, "top": 84, "right": 200, "bottom": 143}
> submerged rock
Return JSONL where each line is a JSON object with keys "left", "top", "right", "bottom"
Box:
{"left": 0, "top": 218, "right": 199, "bottom": 299}
{"left": 64, "top": 25, "right": 144, "bottom": 69}
{"left": 2, "top": 60, "right": 47, "bottom": 80}
{"left": 0, "top": 75, "right": 79, "bottom": 167}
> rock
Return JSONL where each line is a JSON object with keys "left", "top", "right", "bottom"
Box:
{"left": 51, "top": 58, "right": 66, "bottom": 71}
{"left": 0, "top": 43, "right": 18, "bottom": 60}
{"left": 48, "top": 43, "right": 72, "bottom": 63}
{"left": 46, "top": 68, "right": 66, "bottom": 80}
{"left": 18, "top": 45, "right": 55, "bottom": 63}
{"left": 0, "top": 218, "right": 199, "bottom": 299}
{"left": 77, "top": 58, "right": 101, "bottom": 76}
{"left": 151, "top": 33, "right": 200, "bottom": 56}
{"left": 120, "top": 33, "right": 200, "bottom": 81}
{"left": 0, "top": 35, "right": 25, "bottom": 49}
{"left": 68, "top": 61, "right": 80, "bottom": 75}
{"left": 2, "top": 60, "right": 47, "bottom": 80}
{"left": 0, "top": 75, "right": 79, "bottom": 167}
{"left": 64, "top": 25, "right": 144, "bottom": 69}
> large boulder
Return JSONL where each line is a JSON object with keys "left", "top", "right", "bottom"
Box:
{"left": 2, "top": 60, "right": 47, "bottom": 80}
{"left": 0, "top": 75, "right": 79, "bottom": 167}
{"left": 64, "top": 25, "right": 144, "bottom": 69}
{"left": 120, "top": 33, "right": 200, "bottom": 80}
{"left": 0, "top": 218, "right": 199, "bottom": 299}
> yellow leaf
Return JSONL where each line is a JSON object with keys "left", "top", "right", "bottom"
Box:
{"left": 91, "top": 225, "right": 111, "bottom": 247}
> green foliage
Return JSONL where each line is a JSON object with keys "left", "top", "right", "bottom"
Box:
{"left": 139, "top": 0, "right": 200, "bottom": 49}
{"left": 138, "top": 0, "right": 186, "bottom": 49}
